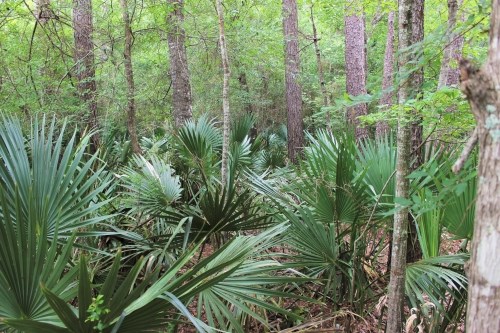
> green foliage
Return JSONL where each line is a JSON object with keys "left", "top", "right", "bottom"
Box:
{"left": 0, "top": 117, "right": 109, "bottom": 330}
{"left": 0, "top": 0, "right": 490, "bottom": 329}
{"left": 86, "top": 295, "right": 110, "bottom": 332}
{"left": 0, "top": 117, "right": 113, "bottom": 238}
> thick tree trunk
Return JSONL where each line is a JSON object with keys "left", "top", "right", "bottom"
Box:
{"left": 120, "top": 0, "right": 141, "bottom": 154}
{"left": 73, "top": 0, "right": 100, "bottom": 149}
{"left": 438, "top": 0, "right": 464, "bottom": 89}
{"left": 461, "top": 3, "right": 500, "bottom": 331}
{"left": 310, "top": 5, "right": 331, "bottom": 130}
{"left": 344, "top": 0, "right": 369, "bottom": 140}
{"left": 376, "top": 11, "right": 395, "bottom": 137}
{"left": 282, "top": 0, "right": 304, "bottom": 163}
{"left": 167, "top": 0, "right": 193, "bottom": 127}
{"left": 386, "top": 0, "right": 413, "bottom": 332}
{"left": 216, "top": 0, "right": 231, "bottom": 188}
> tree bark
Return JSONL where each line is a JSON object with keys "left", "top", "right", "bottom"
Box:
{"left": 282, "top": 0, "right": 304, "bottom": 163}
{"left": 310, "top": 5, "right": 331, "bottom": 131}
{"left": 376, "top": 11, "right": 395, "bottom": 137}
{"left": 73, "top": 0, "right": 100, "bottom": 149}
{"left": 120, "top": 0, "right": 141, "bottom": 154}
{"left": 410, "top": 0, "right": 424, "bottom": 170}
{"left": 345, "top": 0, "right": 369, "bottom": 140}
{"left": 404, "top": 0, "right": 425, "bottom": 265}
{"left": 438, "top": 0, "right": 464, "bottom": 89}
{"left": 386, "top": 0, "right": 413, "bottom": 332}
{"left": 167, "top": 0, "right": 193, "bottom": 127}
{"left": 35, "top": 0, "right": 54, "bottom": 24}
{"left": 461, "top": 2, "right": 500, "bottom": 331}
{"left": 216, "top": 0, "right": 231, "bottom": 188}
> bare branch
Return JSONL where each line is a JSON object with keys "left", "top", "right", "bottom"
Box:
{"left": 452, "top": 127, "right": 478, "bottom": 174}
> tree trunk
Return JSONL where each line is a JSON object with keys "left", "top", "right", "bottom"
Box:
{"left": 120, "top": 0, "right": 141, "bottom": 154}
{"left": 167, "top": 0, "right": 193, "bottom": 127}
{"left": 282, "top": 0, "right": 304, "bottom": 163}
{"left": 438, "top": 0, "right": 464, "bottom": 89}
{"left": 73, "top": 0, "right": 100, "bottom": 149}
{"left": 35, "top": 0, "right": 54, "bottom": 24}
{"left": 33, "top": 0, "right": 55, "bottom": 107}
{"left": 344, "top": 0, "right": 369, "bottom": 140}
{"left": 461, "top": 2, "right": 500, "bottom": 331}
{"left": 310, "top": 5, "right": 331, "bottom": 131}
{"left": 376, "top": 11, "right": 395, "bottom": 137}
{"left": 410, "top": 0, "right": 424, "bottom": 170}
{"left": 216, "top": 0, "right": 231, "bottom": 188}
{"left": 386, "top": 0, "right": 413, "bottom": 332}
{"left": 404, "top": 0, "right": 425, "bottom": 265}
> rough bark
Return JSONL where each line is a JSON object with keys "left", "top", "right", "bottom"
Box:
{"left": 376, "top": 11, "right": 395, "bottom": 137}
{"left": 73, "top": 0, "right": 100, "bottom": 149}
{"left": 386, "top": 0, "right": 413, "bottom": 332}
{"left": 310, "top": 5, "right": 331, "bottom": 130}
{"left": 120, "top": 0, "right": 141, "bottom": 154}
{"left": 344, "top": 0, "right": 369, "bottom": 140}
{"left": 461, "top": 2, "right": 500, "bottom": 331}
{"left": 35, "top": 0, "right": 54, "bottom": 24}
{"left": 410, "top": 0, "right": 424, "bottom": 170}
{"left": 404, "top": 0, "right": 425, "bottom": 265}
{"left": 216, "top": 0, "right": 231, "bottom": 188}
{"left": 167, "top": 0, "right": 193, "bottom": 127}
{"left": 282, "top": 0, "right": 304, "bottom": 163}
{"left": 438, "top": 0, "right": 464, "bottom": 89}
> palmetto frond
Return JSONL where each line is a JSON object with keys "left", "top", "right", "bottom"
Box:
{"left": 0, "top": 117, "right": 111, "bottom": 329}
{"left": 121, "top": 155, "right": 183, "bottom": 216}
{"left": 0, "top": 117, "right": 113, "bottom": 238}
{"left": 405, "top": 254, "right": 468, "bottom": 312}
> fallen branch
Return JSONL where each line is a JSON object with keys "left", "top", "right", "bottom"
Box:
{"left": 452, "top": 126, "right": 478, "bottom": 174}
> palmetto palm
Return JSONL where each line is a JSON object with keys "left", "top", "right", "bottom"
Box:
{"left": 119, "top": 116, "right": 274, "bottom": 252}
{"left": 403, "top": 149, "right": 475, "bottom": 331}
{"left": 5, "top": 225, "right": 309, "bottom": 333}
{"left": 0, "top": 117, "right": 112, "bottom": 330}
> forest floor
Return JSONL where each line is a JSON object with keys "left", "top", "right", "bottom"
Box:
{"left": 177, "top": 233, "right": 465, "bottom": 333}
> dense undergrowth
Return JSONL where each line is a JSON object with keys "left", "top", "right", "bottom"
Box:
{"left": 0, "top": 115, "right": 474, "bottom": 332}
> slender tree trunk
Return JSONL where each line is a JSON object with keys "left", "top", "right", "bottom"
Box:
{"left": 216, "top": 0, "right": 231, "bottom": 188}
{"left": 33, "top": 0, "right": 55, "bottom": 107}
{"left": 344, "top": 1, "right": 369, "bottom": 140}
{"left": 405, "top": 0, "right": 425, "bottom": 265}
{"left": 73, "top": 0, "right": 100, "bottom": 149}
{"left": 282, "top": 0, "right": 304, "bottom": 163}
{"left": 120, "top": 0, "right": 141, "bottom": 154}
{"left": 167, "top": 0, "right": 193, "bottom": 127}
{"left": 386, "top": 0, "right": 413, "bottom": 332}
{"left": 461, "top": 3, "right": 500, "bottom": 331}
{"left": 438, "top": 0, "right": 464, "bottom": 89}
{"left": 410, "top": 0, "right": 424, "bottom": 170}
{"left": 376, "top": 11, "right": 395, "bottom": 137}
{"left": 310, "top": 5, "right": 331, "bottom": 131}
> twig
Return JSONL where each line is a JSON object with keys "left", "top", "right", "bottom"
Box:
{"left": 452, "top": 126, "right": 478, "bottom": 174}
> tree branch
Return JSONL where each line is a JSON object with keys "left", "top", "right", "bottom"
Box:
{"left": 452, "top": 126, "right": 478, "bottom": 174}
